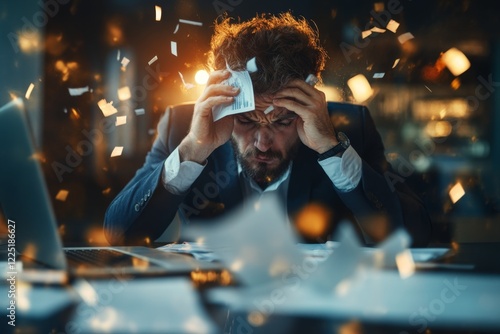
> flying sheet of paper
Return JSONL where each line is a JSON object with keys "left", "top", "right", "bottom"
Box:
{"left": 212, "top": 67, "right": 255, "bottom": 122}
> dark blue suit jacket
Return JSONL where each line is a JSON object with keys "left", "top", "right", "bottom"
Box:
{"left": 104, "top": 102, "right": 432, "bottom": 246}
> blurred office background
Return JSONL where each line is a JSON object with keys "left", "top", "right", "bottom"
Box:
{"left": 1, "top": 0, "right": 499, "bottom": 245}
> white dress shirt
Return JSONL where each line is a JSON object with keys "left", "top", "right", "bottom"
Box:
{"left": 162, "top": 145, "right": 362, "bottom": 197}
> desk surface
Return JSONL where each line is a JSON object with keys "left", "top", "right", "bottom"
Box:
{"left": 1, "top": 242, "right": 500, "bottom": 334}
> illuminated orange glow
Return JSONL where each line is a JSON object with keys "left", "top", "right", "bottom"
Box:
{"left": 106, "top": 22, "right": 123, "bottom": 45}
{"left": 30, "top": 152, "right": 47, "bottom": 163}
{"left": 194, "top": 70, "right": 209, "bottom": 85}
{"left": 451, "top": 77, "right": 461, "bottom": 90}
{"left": 70, "top": 108, "right": 80, "bottom": 121}
{"left": 85, "top": 226, "right": 108, "bottom": 246}
{"left": 23, "top": 243, "right": 38, "bottom": 260}
{"left": 294, "top": 203, "right": 331, "bottom": 239}
{"left": 55, "top": 189, "right": 69, "bottom": 202}
{"left": 347, "top": 74, "right": 373, "bottom": 103}
{"left": 425, "top": 121, "right": 453, "bottom": 138}
{"left": 442, "top": 47, "right": 470, "bottom": 76}
{"left": 117, "top": 86, "right": 131, "bottom": 101}
{"left": 132, "top": 257, "right": 150, "bottom": 270}
{"left": 55, "top": 60, "right": 78, "bottom": 82}
{"left": 190, "top": 270, "right": 233, "bottom": 287}
{"left": 247, "top": 311, "right": 266, "bottom": 326}
{"left": 338, "top": 320, "right": 363, "bottom": 334}
{"left": 359, "top": 214, "right": 389, "bottom": 243}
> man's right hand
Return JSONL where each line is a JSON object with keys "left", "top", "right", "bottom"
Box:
{"left": 178, "top": 70, "right": 239, "bottom": 164}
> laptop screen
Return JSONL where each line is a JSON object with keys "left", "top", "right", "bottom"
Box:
{"left": 0, "top": 98, "right": 67, "bottom": 270}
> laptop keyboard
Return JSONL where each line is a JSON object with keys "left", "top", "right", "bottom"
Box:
{"left": 64, "top": 249, "right": 158, "bottom": 268}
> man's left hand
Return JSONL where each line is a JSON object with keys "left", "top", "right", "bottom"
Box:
{"left": 273, "top": 79, "right": 338, "bottom": 154}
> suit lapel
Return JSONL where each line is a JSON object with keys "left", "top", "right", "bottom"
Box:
{"left": 211, "top": 143, "right": 243, "bottom": 212}
{"left": 287, "top": 146, "right": 313, "bottom": 215}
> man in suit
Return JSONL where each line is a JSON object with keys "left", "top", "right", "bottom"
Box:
{"left": 104, "top": 13, "right": 431, "bottom": 247}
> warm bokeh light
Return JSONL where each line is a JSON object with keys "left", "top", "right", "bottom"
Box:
{"left": 18, "top": 31, "right": 42, "bottom": 53}
{"left": 442, "top": 47, "right": 470, "bottom": 76}
{"left": 194, "top": 69, "right": 209, "bottom": 85}
{"left": 295, "top": 203, "right": 332, "bottom": 239}
{"left": 117, "top": 86, "right": 131, "bottom": 101}
{"left": 347, "top": 74, "right": 373, "bottom": 103}
{"left": 425, "top": 120, "right": 453, "bottom": 138}
{"left": 317, "top": 85, "right": 342, "bottom": 102}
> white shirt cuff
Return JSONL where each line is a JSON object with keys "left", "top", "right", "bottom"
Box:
{"left": 162, "top": 147, "right": 205, "bottom": 194}
{"left": 318, "top": 145, "right": 362, "bottom": 192}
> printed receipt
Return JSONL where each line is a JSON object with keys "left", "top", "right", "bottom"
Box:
{"left": 212, "top": 68, "right": 255, "bottom": 122}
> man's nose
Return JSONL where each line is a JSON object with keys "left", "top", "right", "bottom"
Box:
{"left": 254, "top": 126, "right": 273, "bottom": 152}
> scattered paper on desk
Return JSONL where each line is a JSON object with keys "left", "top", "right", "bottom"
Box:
{"left": 184, "top": 194, "right": 302, "bottom": 286}
{"left": 212, "top": 67, "right": 255, "bottom": 121}
{"left": 97, "top": 99, "right": 118, "bottom": 117}
{"left": 398, "top": 32, "right": 415, "bottom": 44}
{"left": 386, "top": 19, "right": 400, "bottom": 33}
{"left": 110, "top": 146, "right": 123, "bottom": 157}
{"left": 25, "top": 83, "right": 35, "bottom": 99}
{"left": 155, "top": 5, "right": 162, "bottom": 21}
{"left": 148, "top": 55, "right": 158, "bottom": 65}
{"left": 55, "top": 189, "right": 69, "bottom": 202}
{"left": 115, "top": 116, "right": 127, "bottom": 126}
{"left": 68, "top": 86, "right": 90, "bottom": 96}
{"left": 373, "top": 228, "right": 412, "bottom": 268}
{"left": 171, "top": 41, "right": 178, "bottom": 56}
{"left": 310, "top": 222, "right": 364, "bottom": 293}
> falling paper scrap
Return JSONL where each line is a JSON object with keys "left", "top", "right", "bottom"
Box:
{"left": 55, "top": 189, "right": 69, "bottom": 202}
{"left": 134, "top": 108, "right": 145, "bottom": 115}
{"left": 115, "top": 116, "right": 127, "bottom": 126}
{"left": 97, "top": 99, "right": 118, "bottom": 117}
{"left": 373, "top": 73, "right": 385, "bottom": 79}
{"left": 449, "top": 182, "right": 465, "bottom": 204}
{"left": 398, "top": 32, "right": 415, "bottom": 44}
{"left": 386, "top": 19, "right": 400, "bottom": 33}
{"left": 246, "top": 57, "right": 258, "bottom": 72}
{"left": 171, "top": 41, "right": 178, "bottom": 56}
{"left": 178, "top": 72, "right": 195, "bottom": 90}
{"left": 121, "top": 57, "right": 130, "bottom": 68}
{"left": 155, "top": 5, "right": 162, "bottom": 21}
{"left": 362, "top": 30, "right": 372, "bottom": 39}
{"left": 68, "top": 86, "right": 90, "bottom": 96}
{"left": 212, "top": 67, "right": 255, "bottom": 121}
{"left": 110, "top": 146, "right": 123, "bottom": 157}
{"left": 25, "top": 83, "right": 35, "bottom": 99}
{"left": 148, "top": 55, "right": 158, "bottom": 65}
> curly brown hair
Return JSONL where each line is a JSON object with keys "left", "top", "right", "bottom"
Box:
{"left": 207, "top": 12, "right": 327, "bottom": 95}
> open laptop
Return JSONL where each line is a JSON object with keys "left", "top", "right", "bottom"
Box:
{"left": 0, "top": 98, "right": 223, "bottom": 282}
